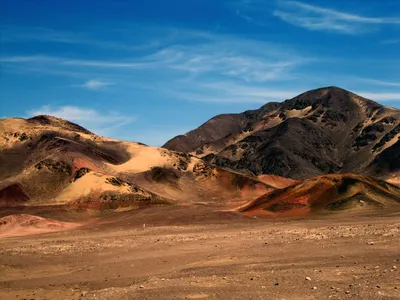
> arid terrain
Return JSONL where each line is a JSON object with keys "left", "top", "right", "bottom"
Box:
{"left": 1, "top": 87, "right": 400, "bottom": 299}
{"left": 164, "top": 87, "right": 400, "bottom": 181}
{"left": 1, "top": 206, "right": 399, "bottom": 300}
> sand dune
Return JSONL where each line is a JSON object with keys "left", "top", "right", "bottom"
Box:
{"left": 107, "top": 144, "right": 173, "bottom": 173}
{"left": 55, "top": 172, "right": 132, "bottom": 204}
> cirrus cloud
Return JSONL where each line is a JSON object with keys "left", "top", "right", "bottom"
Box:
{"left": 273, "top": 0, "right": 400, "bottom": 34}
{"left": 80, "top": 79, "right": 113, "bottom": 90}
{"left": 27, "top": 105, "right": 135, "bottom": 137}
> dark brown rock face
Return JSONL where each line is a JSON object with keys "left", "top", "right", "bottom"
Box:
{"left": 163, "top": 87, "right": 400, "bottom": 180}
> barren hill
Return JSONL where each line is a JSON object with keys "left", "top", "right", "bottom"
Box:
{"left": 163, "top": 87, "right": 400, "bottom": 180}
{"left": 0, "top": 116, "right": 270, "bottom": 210}
{"left": 239, "top": 174, "right": 400, "bottom": 216}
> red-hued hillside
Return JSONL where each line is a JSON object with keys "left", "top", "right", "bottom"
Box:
{"left": 239, "top": 174, "right": 400, "bottom": 216}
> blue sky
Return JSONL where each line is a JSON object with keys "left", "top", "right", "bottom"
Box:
{"left": 1, "top": 0, "right": 399, "bottom": 145}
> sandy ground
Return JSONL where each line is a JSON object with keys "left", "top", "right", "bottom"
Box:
{"left": 0, "top": 206, "right": 399, "bottom": 300}
{"left": 55, "top": 172, "right": 132, "bottom": 204}
{"left": 0, "top": 214, "right": 81, "bottom": 238}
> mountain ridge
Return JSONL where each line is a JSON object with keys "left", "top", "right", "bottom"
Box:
{"left": 163, "top": 86, "right": 400, "bottom": 180}
{"left": 0, "top": 93, "right": 399, "bottom": 217}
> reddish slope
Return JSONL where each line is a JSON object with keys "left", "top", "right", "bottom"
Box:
{"left": 0, "top": 214, "right": 80, "bottom": 238}
{"left": 0, "top": 184, "right": 29, "bottom": 206}
{"left": 257, "top": 174, "right": 299, "bottom": 189}
{"left": 239, "top": 174, "right": 400, "bottom": 216}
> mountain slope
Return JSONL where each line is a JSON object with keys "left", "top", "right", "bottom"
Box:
{"left": 239, "top": 174, "right": 400, "bottom": 216}
{"left": 163, "top": 87, "right": 400, "bottom": 180}
{"left": 0, "top": 116, "right": 270, "bottom": 209}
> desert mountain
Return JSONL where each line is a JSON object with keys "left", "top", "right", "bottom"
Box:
{"left": 163, "top": 87, "right": 400, "bottom": 180}
{"left": 0, "top": 116, "right": 270, "bottom": 210}
{"left": 239, "top": 174, "right": 400, "bottom": 216}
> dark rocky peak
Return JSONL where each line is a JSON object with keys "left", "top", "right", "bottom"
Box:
{"left": 282, "top": 86, "right": 356, "bottom": 111}
{"left": 163, "top": 87, "right": 400, "bottom": 180}
{"left": 243, "top": 102, "right": 282, "bottom": 120}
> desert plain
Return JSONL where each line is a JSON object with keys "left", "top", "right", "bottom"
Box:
{"left": 1, "top": 205, "right": 399, "bottom": 300}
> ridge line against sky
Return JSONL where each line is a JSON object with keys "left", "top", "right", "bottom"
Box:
{"left": 0, "top": 0, "right": 399, "bottom": 145}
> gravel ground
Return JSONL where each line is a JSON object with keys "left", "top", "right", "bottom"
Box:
{"left": 0, "top": 207, "right": 399, "bottom": 300}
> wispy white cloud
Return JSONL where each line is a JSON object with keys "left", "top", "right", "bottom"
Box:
{"left": 235, "top": 9, "right": 268, "bottom": 27}
{"left": 236, "top": 9, "right": 254, "bottom": 23}
{"left": 356, "top": 78, "right": 400, "bottom": 87}
{"left": 381, "top": 39, "right": 400, "bottom": 44}
{"left": 0, "top": 55, "right": 149, "bottom": 68}
{"left": 118, "top": 125, "right": 194, "bottom": 146}
{"left": 80, "top": 79, "right": 113, "bottom": 90}
{"left": 169, "top": 90, "right": 267, "bottom": 104}
{"left": 27, "top": 106, "right": 135, "bottom": 136}
{"left": 0, "top": 32, "right": 309, "bottom": 83}
{"left": 355, "top": 92, "right": 400, "bottom": 101}
{"left": 198, "top": 81, "right": 301, "bottom": 101}
{"left": 1, "top": 26, "right": 162, "bottom": 51}
{"left": 0, "top": 55, "right": 52, "bottom": 63}
{"left": 273, "top": 0, "right": 400, "bottom": 34}
{"left": 27, "top": 104, "right": 192, "bottom": 146}
{"left": 0, "top": 27, "right": 314, "bottom": 108}
{"left": 143, "top": 80, "right": 303, "bottom": 104}
{"left": 160, "top": 43, "right": 306, "bottom": 82}
{"left": 167, "top": 80, "right": 400, "bottom": 104}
